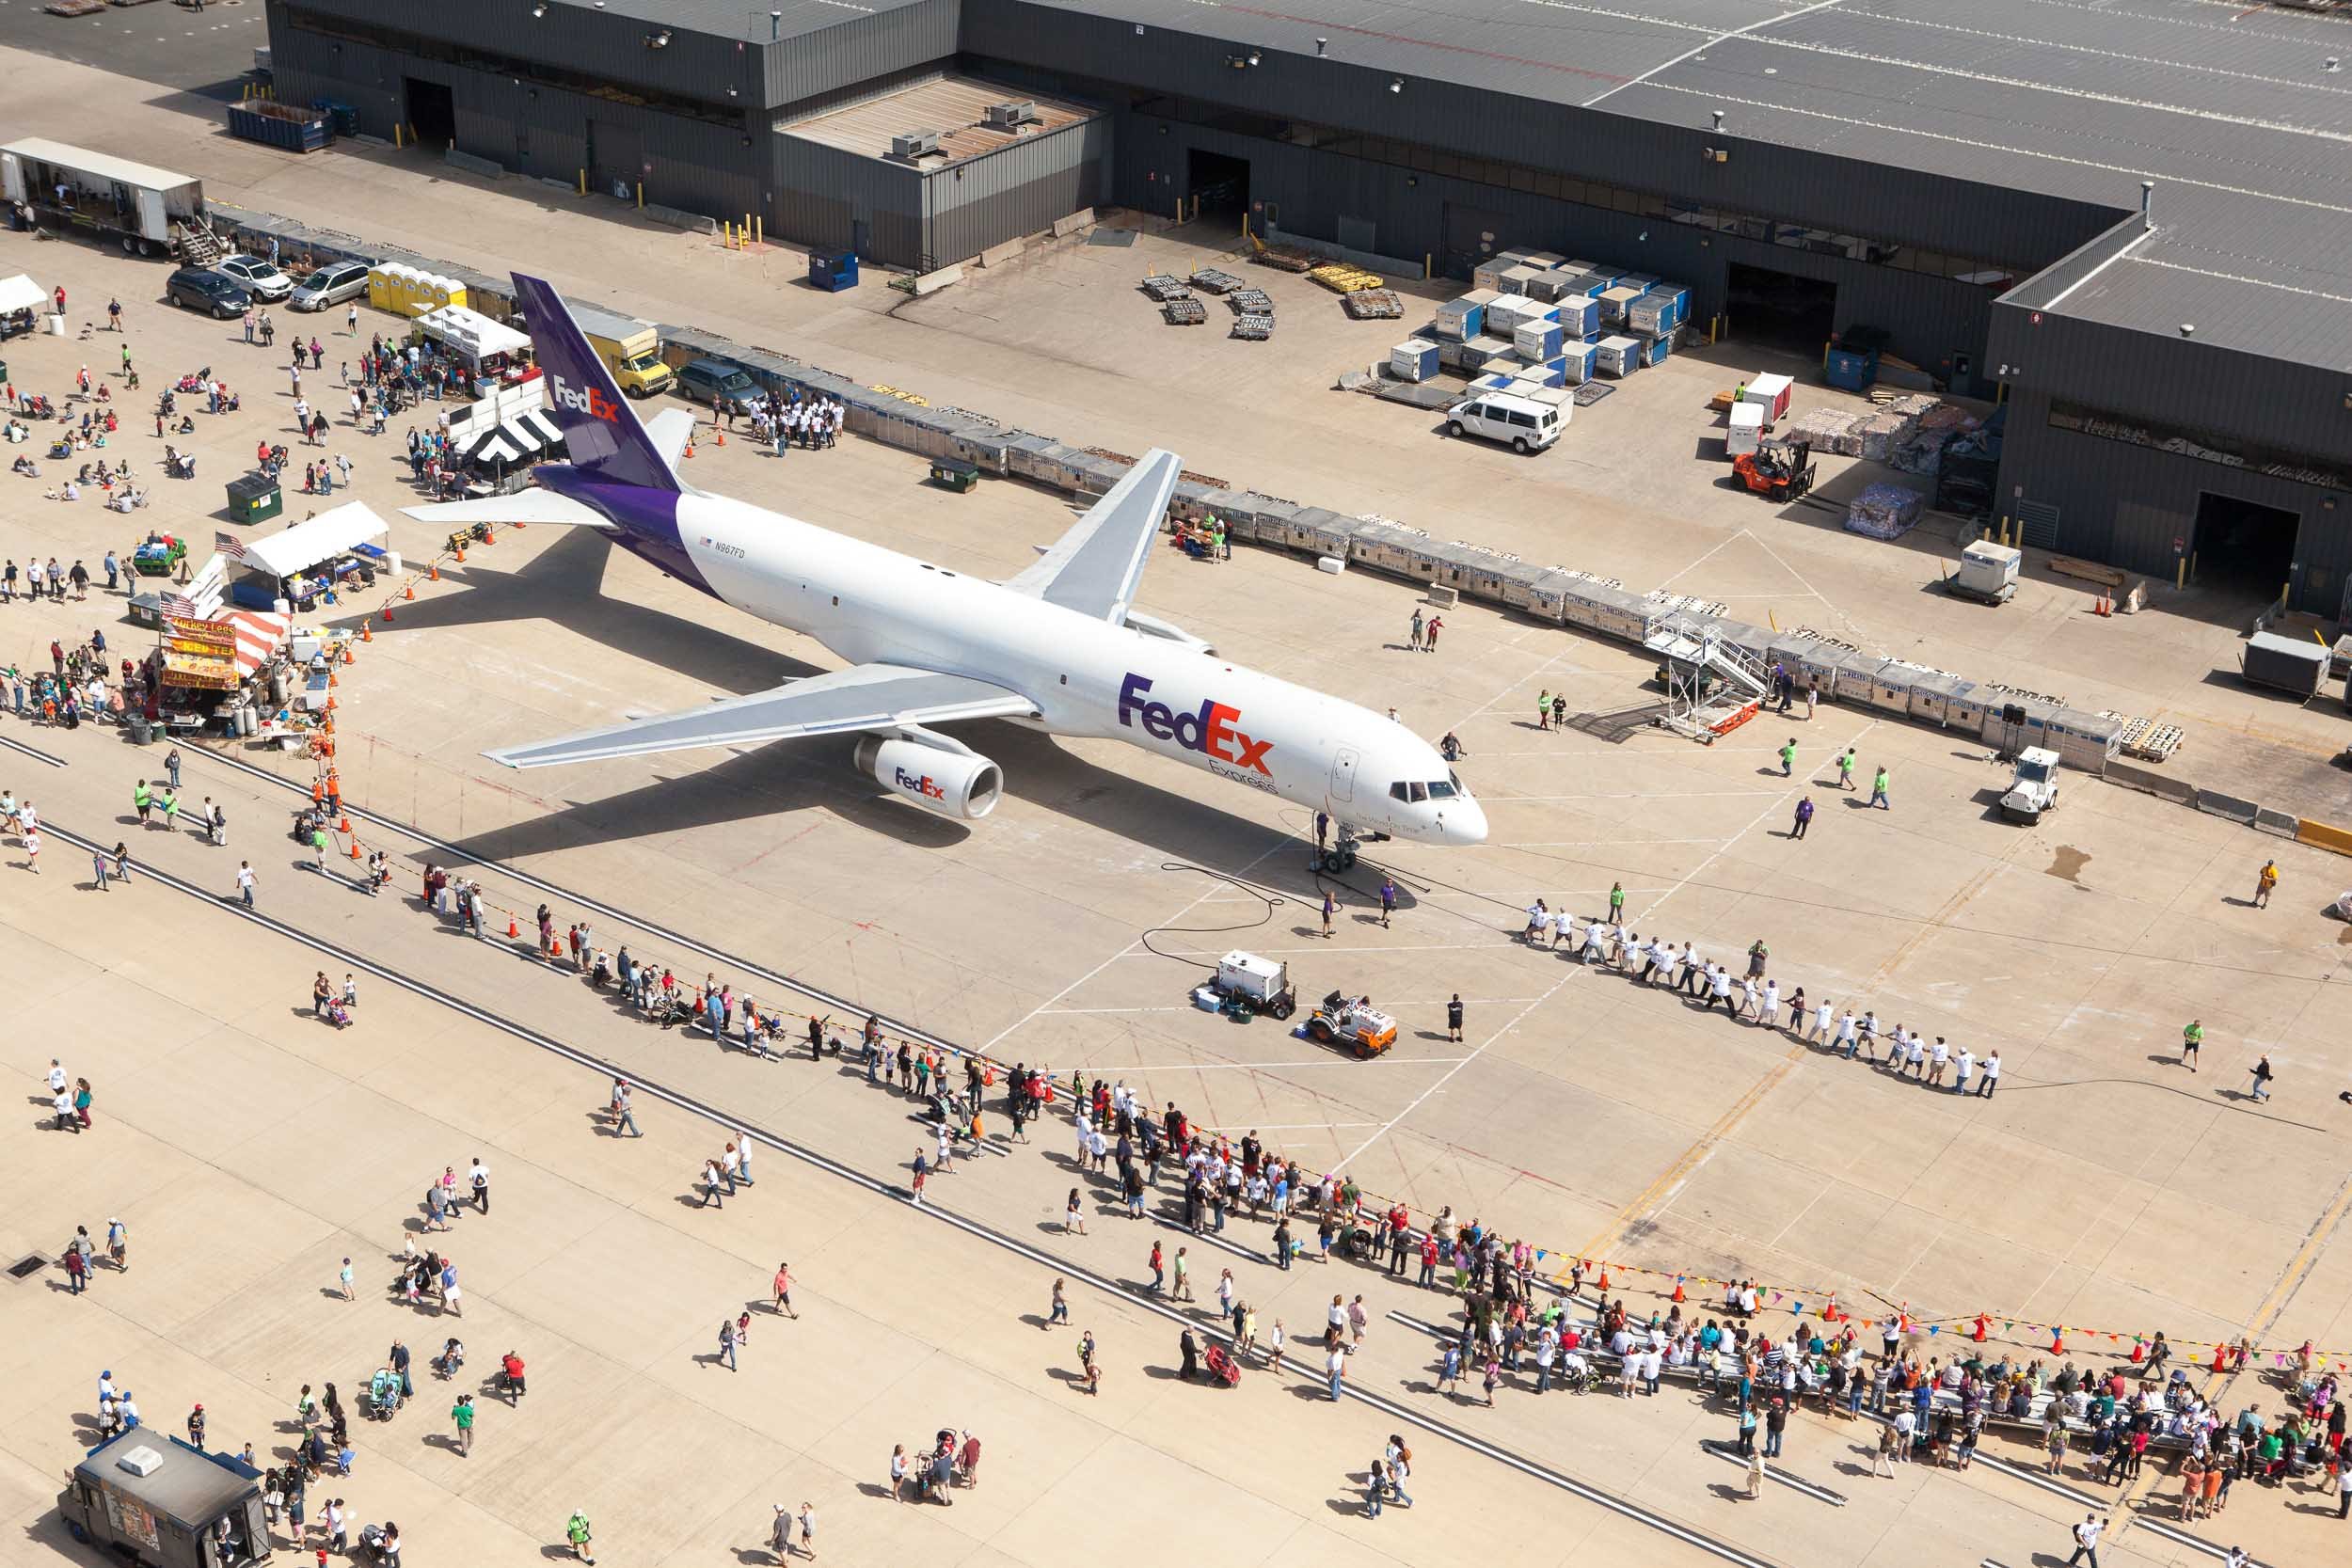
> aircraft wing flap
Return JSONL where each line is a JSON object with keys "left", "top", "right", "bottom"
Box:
{"left": 401, "top": 492, "right": 617, "bottom": 530}
{"left": 484, "top": 663, "right": 1036, "bottom": 770}
{"left": 1003, "top": 448, "right": 1183, "bottom": 623}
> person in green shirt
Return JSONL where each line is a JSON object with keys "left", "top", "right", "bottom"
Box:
{"left": 2181, "top": 1020, "right": 2202, "bottom": 1073}
{"left": 1778, "top": 737, "right": 1796, "bottom": 777}
{"left": 1536, "top": 689, "right": 1551, "bottom": 731}
{"left": 311, "top": 825, "right": 329, "bottom": 872}
{"left": 451, "top": 1393, "right": 474, "bottom": 1455}
{"left": 1836, "top": 749, "right": 1856, "bottom": 790}
{"left": 1868, "top": 767, "right": 1890, "bottom": 809}
{"left": 565, "top": 1510, "right": 596, "bottom": 1564}
{"left": 1609, "top": 881, "right": 1626, "bottom": 919}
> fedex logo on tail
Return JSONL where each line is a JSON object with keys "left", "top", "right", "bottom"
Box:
{"left": 549, "top": 373, "right": 620, "bottom": 424}
{"left": 1118, "top": 673, "right": 1273, "bottom": 775}
{"left": 894, "top": 767, "right": 946, "bottom": 800}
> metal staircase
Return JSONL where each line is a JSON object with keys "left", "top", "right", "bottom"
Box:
{"left": 1643, "top": 612, "right": 1767, "bottom": 744}
{"left": 173, "top": 217, "right": 227, "bottom": 267}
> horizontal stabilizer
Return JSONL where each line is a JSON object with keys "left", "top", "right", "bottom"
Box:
{"left": 401, "top": 492, "right": 615, "bottom": 530}
{"left": 485, "top": 662, "right": 1037, "bottom": 769}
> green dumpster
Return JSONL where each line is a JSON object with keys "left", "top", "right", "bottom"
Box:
{"left": 929, "top": 457, "right": 979, "bottom": 494}
{"left": 226, "top": 472, "right": 283, "bottom": 524}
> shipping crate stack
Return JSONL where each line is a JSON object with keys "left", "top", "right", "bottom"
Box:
{"left": 1343, "top": 289, "right": 1405, "bottom": 320}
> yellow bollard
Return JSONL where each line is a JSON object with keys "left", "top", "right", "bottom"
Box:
{"left": 723, "top": 220, "right": 732, "bottom": 247}
{"left": 2176, "top": 557, "right": 2186, "bottom": 591}
{"left": 636, "top": 182, "right": 644, "bottom": 210}
{"left": 742, "top": 214, "right": 752, "bottom": 246}
{"left": 755, "top": 215, "right": 763, "bottom": 246}
{"left": 393, "top": 122, "right": 403, "bottom": 149}
{"left": 578, "top": 168, "right": 585, "bottom": 196}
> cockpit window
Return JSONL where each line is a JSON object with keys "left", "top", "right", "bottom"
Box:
{"left": 1408, "top": 782, "right": 1429, "bottom": 802}
{"left": 1427, "top": 779, "right": 1456, "bottom": 800}
{"left": 1389, "top": 782, "right": 1409, "bottom": 802}
{"left": 1449, "top": 770, "right": 1467, "bottom": 796}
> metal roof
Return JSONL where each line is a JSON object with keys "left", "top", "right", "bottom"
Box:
{"left": 778, "top": 74, "right": 1097, "bottom": 166}
{"left": 541, "top": 0, "right": 933, "bottom": 43}
{"left": 1, "top": 137, "right": 200, "bottom": 195}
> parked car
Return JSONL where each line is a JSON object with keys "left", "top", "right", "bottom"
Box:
{"left": 211, "top": 253, "right": 294, "bottom": 302}
{"left": 290, "top": 260, "right": 371, "bottom": 311}
{"left": 674, "top": 357, "right": 758, "bottom": 414}
{"left": 165, "top": 268, "right": 253, "bottom": 319}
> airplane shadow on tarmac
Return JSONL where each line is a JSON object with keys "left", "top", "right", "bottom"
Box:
{"left": 338, "top": 527, "right": 1318, "bottom": 882}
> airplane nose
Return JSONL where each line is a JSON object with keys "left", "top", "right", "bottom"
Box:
{"left": 1445, "top": 800, "right": 1489, "bottom": 846}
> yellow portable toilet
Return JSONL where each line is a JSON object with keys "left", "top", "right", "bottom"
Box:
{"left": 440, "top": 276, "right": 469, "bottom": 312}
{"left": 366, "top": 261, "right": 405, "bottom": 312}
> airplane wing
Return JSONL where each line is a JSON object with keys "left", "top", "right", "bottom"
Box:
{"left": 644, "top": 407, "right": 696, "bottom": 472}
{"left": 1002, "top": 447, "right": 1183, "bottom": 623}
{"left": 484, "top": 662, "right": 1037, "bottom": 769}
{"left": 402, "top": 492, "right": 616, "bottom": 530}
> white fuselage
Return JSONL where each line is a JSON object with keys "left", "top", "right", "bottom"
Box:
{"left": 670, "top": 492, "right": 1486, "bottom": 847}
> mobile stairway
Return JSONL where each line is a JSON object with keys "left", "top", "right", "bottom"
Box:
{"left": 1642, "top": 612, "right": 1766, "bottom": 744}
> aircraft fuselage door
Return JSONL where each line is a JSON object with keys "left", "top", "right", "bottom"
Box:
{"left": 1329, "top": 745, "right": 1358, "bottom": 805}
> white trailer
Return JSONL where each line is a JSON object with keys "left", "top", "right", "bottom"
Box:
{"left": 1, "top": 137, "right": 207, "bottom": 258}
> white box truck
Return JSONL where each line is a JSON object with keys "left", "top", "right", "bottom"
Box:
{"left": 1, "top": 138, "right": 206, "bottom": 259}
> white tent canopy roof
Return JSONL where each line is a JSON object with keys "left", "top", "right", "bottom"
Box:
{"left": 238, "top": 501, "right": 389, "bottom": 578}
{"left": 414, "top": 304, "right": 529, "bottom": 362}
{"left": 0, "top": 273, "right": 46, "bottom": 314}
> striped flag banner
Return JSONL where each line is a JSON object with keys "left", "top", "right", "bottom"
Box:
{"left": 159, "top": 593, "right": 198, "bottom": 618}
{"left": 214, "top": 531, "right": 246, "bottom": 561}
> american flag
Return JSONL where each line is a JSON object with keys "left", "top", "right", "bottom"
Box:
{"left": 159, "top": 593, "right": 198, "bottom": 618}
{"left": 214, "top": 531, "right": 246, "bottom": 561}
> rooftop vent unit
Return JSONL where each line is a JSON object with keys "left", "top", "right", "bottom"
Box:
{"left": 889, "top": 130, "right": 941, "bottom": 160}
{"left": 981, "top": 100, "right": 1040, "bottom": 129}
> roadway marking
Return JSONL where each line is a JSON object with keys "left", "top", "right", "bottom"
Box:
{"left": 1694, "top": 1439, "right": 1847, "bottom": 1506}
{"left": 0, "top": 732, "right": 70, "bottom": 767}
{"left": 33, "top": 813, "right": 1787, "bottom": 1568}
{"left": 1057, "top": 1057, "right": 1471, "bottom": 1070}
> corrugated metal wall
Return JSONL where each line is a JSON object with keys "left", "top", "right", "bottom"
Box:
{"left": 1110, "top": 110, "right": 2001, "bottom": 391}
{"left": 960, "top": 0, "right": 2117, "bottom": 270}
{"left": 923, "top": 117, "right": 1108, "bottom": 266}
{"left": 771, "top": 135, "right": 923, "bottom": 262}
{"left": 1997, "top": 387, "right": 2352, "bottom": 613}
{"left": 762, "top": 0, "right": 959, "bottom": 105}
{"left": 278, "top": 0, "right": 759, "bottom": 104}
{"left": 271, "top": 8, "right": 767, "bottom": 222}
{"left": 1990, "top": 298, "right": 2352, "bottom": 611}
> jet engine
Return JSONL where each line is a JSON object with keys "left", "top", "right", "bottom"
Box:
{"left": 854, "top": 736, "right": 1004, "bottom": 820}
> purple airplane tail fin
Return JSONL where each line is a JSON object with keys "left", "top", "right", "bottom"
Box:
{"left": 512, "top": 272, "right": 679, "bottom": 493}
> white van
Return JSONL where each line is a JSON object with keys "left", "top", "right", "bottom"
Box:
{"left": 1444, "top": 391, "right": 1562, "bottom": 453}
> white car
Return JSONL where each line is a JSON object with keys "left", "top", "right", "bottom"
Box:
{"left": 213, "top": 254, "right": 294, "bottom": 302}
{"left": 1444, "top": 390, "right": 1563, "bottom": 454}
{"left": 290, "top": 261, "right": 371, "bottom": 311}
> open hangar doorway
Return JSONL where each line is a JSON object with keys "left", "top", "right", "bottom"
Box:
{"left": 1724, "top": 261, "right": 1836, "bottom": 357}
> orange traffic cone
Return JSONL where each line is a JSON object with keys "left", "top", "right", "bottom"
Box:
{"left": 684, "top": 441, "right": 695, "bottom": 461}
{"left": 1596, "top": 1267, "right": 1612, "bottom": 1293}
{"left": 338, "top": 815, "right": 352, "bottom": 834}
{"left": 1671, "top": 1276, "right": 1686, "bottom": 1303}
{"left": 507, "top": 915, "right": 519, "bottom": 939}
{"left": 714, "top": 429, "right": 724, "bottom": 447}
{"left": 453, "top": 546, "right": 466, "bottom": 563}
{"left": 360, "top": 620, "right": 373, "bottom": 642}
{"left": 327, "top": 671, "right": 338, "bottom": 689}
{"left": 427, "top": 563, "right": 438, "bottom": 582}
{"left": 484, "top": 528, "right": 496, "bottom": 545}
{"left": 342, "top": 643, "right": 355, "bottom": 665}
{"left": 348, "top": 839, "right": 362, "bottom": 860}
{"left": 326, "top": 694, "right": 337, "bottom": 712}
{"left": 381, "top": 606, "right": 395, "bottom": 621}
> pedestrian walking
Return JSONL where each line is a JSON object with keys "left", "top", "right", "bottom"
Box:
{"left": 337, "top": 1257, "right": 355, "bottom": 1300}
{"left": 1378, "top": 878, "right": 1395, "bottom": 928}
{"left": 1791, "top": 796, "right": 1814, "bottom": 840}
{"left": 771, "top": 1261, "right": 796, "bottom": 1318}
{"left": 1836, "top": 749, "right": 1856, "bottom": 790}
{"left": 2065, "top": 1513, "right": 2104, "bottom": 1567}
{"left": 1408, "top": 609, "right": 1423, "bottom": 651}
{"left": 1778, "top": 737, "right": 1795, "bottom": 777}
{"left": 1978, "top": 1048, "right": 2001, "bottom": 1097}
{"left": 235, "top": 860, "right": 255, "bottom": 908}
{"left": 2248, "top": 1054, "right": 2274, "bottom": 1103}
{"left": 1746, "top": 1446, "right": 1765, "bottom": 1498}
{"left": 1047, "top": 1277, "right": 1069, "bottom": 1327}
{"left": 1320, "top": 890, "right": 1335, "bottom": 938}
{"left": 719, "top": 1319, "right": 738, "bottom": 1371}
{"left": 1868, "top": 766, "right": 1890, "bottom": 808}
{"left": 1446, "top": 993, "right": 1464, "bottom": 1043}
{"left": 451, "top": 1394, "right": 474, "bottom": 1455}
{"left": 2182, "top": 1019, "right": 2202, "bottom": 1072}
{"left": 2254, "top": 859, "right": 2278, "bottom": 909}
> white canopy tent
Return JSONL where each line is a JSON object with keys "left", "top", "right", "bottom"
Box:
{"left": 0, "top": 273, "right": 46, "bottom": 315}
{"left": 414, "top": 305, "right": 530, "bottom": 372}
{"left": 238, "top": 501, "right": 390, "bottom": 579}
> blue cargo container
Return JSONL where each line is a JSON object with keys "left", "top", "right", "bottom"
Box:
{"left": 1643, "top": 333, "right": 1675, "bottom": 367}
{"left": 1518, "top": 358, "right": 1566, "bottom": 388}
{"left": 1627, "top": 285, "right": 1689, "bottom": 337}
{"left": 808, "top": 252, "right": 860, "bottom": 291}
{"left": 1514, "top": 320, "right": 1565, "bottom": 360}
{"left": 1553, "top": 296, "right": 1598, "bottom": 338}
{"left": 1389, "top": 339, "right": 1440, "bottom": 383}
{"left": 1558, "top": 340, "right": 1597, "bottom": 384}
{"left": 228, "top": 101, "right": 332, "bottom": 152}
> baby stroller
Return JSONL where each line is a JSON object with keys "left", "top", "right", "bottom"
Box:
{"left": 1202, "top": 1341, "right": 1242, "bottom": 1388}
{"left": 365, "top": 1367, "right": 403, "bottom": 1419}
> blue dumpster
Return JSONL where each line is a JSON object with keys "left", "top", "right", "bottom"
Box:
{"left": 808, "top": 252, "right": 859, "bottom": 292}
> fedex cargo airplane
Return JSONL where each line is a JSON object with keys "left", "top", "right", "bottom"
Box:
{"left": 405, "top": 274, "right": 1486, "bottom": 855}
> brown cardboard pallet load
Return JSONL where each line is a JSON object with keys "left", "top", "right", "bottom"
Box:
{"left": 2048, "top": 556, "right": 2127, "bottom": 588}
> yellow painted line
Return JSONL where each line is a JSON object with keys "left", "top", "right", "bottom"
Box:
{"left": 1579, "top": 1034, "right": 1809, "bottom": 1266}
